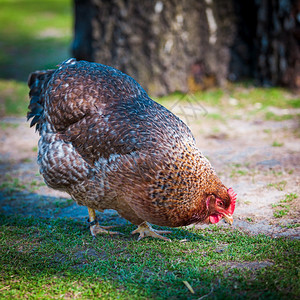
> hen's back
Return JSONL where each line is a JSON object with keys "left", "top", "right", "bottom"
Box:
{"left": 28, "top": 59, "right": 195, "bottom": 164}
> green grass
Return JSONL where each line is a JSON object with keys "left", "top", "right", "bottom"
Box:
{"left": 267, "top": 181, "right": 287, "bottom": 191}
{"left": 272, "top": 193, "right": 298, "bottom": 218}
{"left": 272, "top": 141, "right": 284, "bottom": 147}
{"left": 0, "top": 214, "right": 299, "bottom": 299}
{"left": 156, "top": 90, "right": 224, "bottom": 107}
{"left": 231, "top": 86, "right": 300, "bottom": 109}
{"left": 0, "top": 0, "right": 72, "bottom": 117}
{"left": 280, "top": 193, "right": 298, "bottom": 203}
{"left": 206, "top": 113, "right": 226, "bottom": 121}
{"left": 156, "top": 87, "right": 299, "bottom": 115}
{"left": 0, "top": 80, "right": 29, "bottom": 116}
{"left": 284, "top": 223, "right": 300, "bottom": 229}
{"left": 0, "top": 0, "right": 72, "bottom": 80}
{"left": 0, "top": 121, "right": 20, "bottom": 130}
{"left": 229, "top": 163, "right": 253, "bottom": 178}
{"left": 265, "top": 111, "right": 294, "bottom": 121}
{"left": 0, "top": 176, "right": 45, "bottom": 194}
{"left": 194, "top": 90, "right": 224, "bottom": 106}
{"left": 0, "top": 178, "right": 27, "bottom": 193}
{"left": 230, "top": 169, "right": 249, "bottom": 178}
{"left": 273, "top": 208, "right": 290, "bottom": 218}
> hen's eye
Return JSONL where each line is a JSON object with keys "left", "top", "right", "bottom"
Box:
{"left": 218, "top": 201, "right": 224, "bottom": 207}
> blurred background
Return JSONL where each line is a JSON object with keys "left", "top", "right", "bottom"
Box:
{"left": 1, "top": 0, "right": 299, "bottom": 99}
{"left": 0, "top": 0, "right": 72, "bottom": 116}
{"left": 72, "top": 0, "right": 300, "bottom": 96}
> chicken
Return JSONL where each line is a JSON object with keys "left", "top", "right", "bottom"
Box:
{"left": 27, "top": 58, "right": 237, "bottom": 241}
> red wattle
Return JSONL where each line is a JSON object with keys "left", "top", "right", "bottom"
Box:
{"left": 209, "top": 214, "right": 222, "bottom": 224}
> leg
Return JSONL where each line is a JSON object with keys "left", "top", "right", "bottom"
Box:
{"left": 88, "top": 207, "right": 122, "bottom": 237}
{"left": 131, "top": 221, "right": 172, "bottom": 241}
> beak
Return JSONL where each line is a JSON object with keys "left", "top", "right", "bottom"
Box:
{"left": 223, "top": 213, "right": 233, "bottom": 225}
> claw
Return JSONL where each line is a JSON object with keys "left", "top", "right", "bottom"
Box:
{"left": 97, "top": 225, "right": 118, "bottom": 230}
{"left": 87, "top": 207, "right": 122, "bottom": 237}
{"left": 90, "top": 224, "right": 123, "bottom": 237}
{"left": 131, "top": 221, "right": 172, "bottom": 242}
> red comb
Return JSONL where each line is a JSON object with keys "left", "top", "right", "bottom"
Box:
{"left": 227, "top": 187, "right": 237, "bottom": 215}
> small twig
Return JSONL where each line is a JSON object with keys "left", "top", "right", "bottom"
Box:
{"left": 197, "top": 286, "right": 214, "bottom": 300}
{"left": 182, "top": 281, "right": 195, "bottom": 294}
{"left": 179, "top": 239, "right": 189, "bottom": 243}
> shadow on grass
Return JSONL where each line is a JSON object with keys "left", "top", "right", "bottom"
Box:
{"left": 0, "top": 214, "right": 251, "bottom": 299}
{"left": 0, "top": 189, "right": 205, "bottom": 242}
{"left": 0, "top": 192, "right": 299, "bottom": 298}
{"left": 1, "top": 212, "right": 298, "bottom": 299}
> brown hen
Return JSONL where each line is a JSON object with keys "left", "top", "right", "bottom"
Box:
{"left": 27, "top": 58, "right": 236, "bottom": 241}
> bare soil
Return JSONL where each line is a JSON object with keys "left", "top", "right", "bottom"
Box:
{"left": 0, "top": 107, "right": 299, "bottom": 239}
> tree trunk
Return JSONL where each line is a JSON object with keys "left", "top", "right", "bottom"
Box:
{"left": 255, "top": 0, "right": 300, "bottom": 89}
{"left": 72, "top": 0, "right": 300, "bottom": 95}
{"left": 72, "top": 0, "right": 236, "bottom": 96}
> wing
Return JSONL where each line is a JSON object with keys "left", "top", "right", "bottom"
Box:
{"left": 42, "top": 59, "right": 195, "bottom": 165}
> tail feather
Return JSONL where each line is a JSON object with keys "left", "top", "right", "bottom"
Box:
{"left": 27, "top": 69, "right": 55, "bottom": 132}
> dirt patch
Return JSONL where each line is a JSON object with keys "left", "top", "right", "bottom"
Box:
{"left": 220, "top": 261, "right": 274, "bottom": 271}
{"left": 0, "top": 110, "right": 299, "bottom": 239}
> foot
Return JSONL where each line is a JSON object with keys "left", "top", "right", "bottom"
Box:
{"left": 131, "top": 221, "right": 172, "bottom": 241}
{"left": 87, "top": 207, "right": 122, "bottom": 237}
{"left": 90, "top": 224, "right": 123, "bottom": 237}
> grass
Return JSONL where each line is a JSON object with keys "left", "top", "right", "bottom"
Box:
{"left": 0, "top": 121, "right": 19, "bottom": 130}
{"left": 0, "top": 80, "right": 29, "bottom": 116}
{"left": 0, "top": 214, "right": 299, "bottom": 299}
{"left": 156, "top": 87, "right": 300, "bottom": 118}
{"left": 272, "top": 141, "right": 284, "bottom": 147}
{"left": 0, "top": 178, "right": 27, "bottom": 193}
{"left": 0, "top": 0, "right": 72, "bottom": 80}
{"left": 230, "top": 86, "right": 300, "bottom": 109}
{"left": 280, "top": 193, "right": 298, "bottom": 203}
{"left": 284, "top": 223, "right": 300, "bottom": 229}
{"left": 0, "top": 176, "right": 46, "bottom": 194}
{"left": 273, "top": 208, "right": 290, "bottom": 218}
{"left": 264, "top": 111, "right": 295, "bottom": 121}
{"left": 0, "top": 0, "right": 72, "bottom": 117}
{"left": 267, "top": 181, "right": 287, "bottom": 191}
{"left": 206, "top": 113, "right": 226, "bottom": 121}
{"left": 272, "top": 193, "right": 298, "bottom": 218}
{"left": 229, "top": 163, "right": 253, "bottom": 178}
{"left": 230, "top": 169, "right": 249, "bottom": 177}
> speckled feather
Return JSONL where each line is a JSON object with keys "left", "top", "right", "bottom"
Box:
{"left": 28, "top": 59, "right": 234, "bottom": 227}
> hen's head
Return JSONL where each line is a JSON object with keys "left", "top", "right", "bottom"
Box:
{"left": 205, "top": 187, "right": 237, "bottom": 225}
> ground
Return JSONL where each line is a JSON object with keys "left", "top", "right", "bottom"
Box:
{"left": 0, "top": 89, "right": 299, "bottom": 239}
{"left": 0, "top": 86, "right": 299, "bottom": 299}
